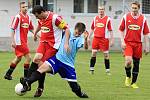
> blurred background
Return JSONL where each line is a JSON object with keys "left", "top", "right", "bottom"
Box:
{"left": 0, "top": 0, "right": 149, "bottom": 51}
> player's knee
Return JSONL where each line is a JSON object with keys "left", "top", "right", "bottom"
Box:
{"left": 33, "top": 58, "right": 41, "bottom": 64}
{"left": 104, "top": 53, "right": 109, "bottom": 59}
{"left": 16, "top": 57, "right": 22, "bottom": 63}
{"left": 26, "top": 57, "right": 31, "bottom": 63}
{"left": 126, "top": 58, "right": 132, "bottom": 66}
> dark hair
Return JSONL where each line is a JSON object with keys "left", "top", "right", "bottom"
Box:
{"left": 32, "top": 5, "right": 46, "bottom": 14}
{"left": 19, "top": 1, "right": 26, "bottom": 7}
{"left": 75, "top": 22, "right": 86, "bottom": 33}
{"left": 131, "top": 1, "right": 140, "bottom": 9}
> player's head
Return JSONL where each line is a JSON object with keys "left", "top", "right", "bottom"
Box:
{"left": 98, "top": 6, "right": 105, "bottom": 16}
{"left": 74, "top": 22, "right": 86, "bottom": 37}
{"left": 131, "top": 1, "right": 140, "bottom": 14}
{"left": 20, "top": 2, "right": 28, "bottom": 14}
{"left": 32, "top": 5, "right": 46, "bottom": 19}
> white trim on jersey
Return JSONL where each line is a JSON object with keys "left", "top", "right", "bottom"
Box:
{"left": 105, "top": 17, "right": 111, "bottom": 39}
{"left": 14, "top": 14, "right": 21, "bottom": 45}
{"left": 121, "top": 14, "right": 127, "bottom": 39}
{"left": 141, "top": 15, "right": 146, "bottom": 42}
{"left": 52, "top": 14, "right": 63, "bottom": 49}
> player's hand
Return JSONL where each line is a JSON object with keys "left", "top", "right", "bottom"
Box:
{"left": 64, "top": 43, "right": 70, "bottom": 53}
{"left": 33, "top": 34, "right": 38, "bottom": 41}
{"left": 144, "top": 47, "right": 149, "bottom": 55}
{"left": 121, "top": 41, "right": 126, "bottom": 50}
{"left": 11, "top": 41, "right": 16, "bottom": 48}
{"left": 109, "top": 39, "right": 114, "bottom": 47}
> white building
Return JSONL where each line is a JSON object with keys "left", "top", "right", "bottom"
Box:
{"left": 0, "top": 0, "right": 150, "bottom": 51}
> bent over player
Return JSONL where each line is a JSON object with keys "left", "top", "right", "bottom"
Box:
{"left": 20, "top": 22, "right": 89, "bottom": 98}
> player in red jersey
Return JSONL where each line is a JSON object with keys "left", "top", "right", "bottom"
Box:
{"left": 88, "top": 6, "right": 114, "bottom": 75}
{"left": 4, "top": 2, "right": 35, "bottom": 80}
{"left": 26, "top": 5, "right": 70, "bottom": 97}
{"left": 119, "top": 1, "right": 150, "bottom": 88}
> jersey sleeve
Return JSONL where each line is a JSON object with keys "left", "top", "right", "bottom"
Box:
{"left": 54, "top": 15, "right": 68, "bottom": 30}
{"left": 107, "top": 19, "right": 112, "bottom": 31}
{"left": 143, "top": 20, "right": 150, "bottom": 35}
{"left": 11, "top": 16, "right": 19, "bottom": 30}
{"left": 77, "top": 36, "right": 84, "bottom": 49}
{"left": 119, "top": 17, "right": 125, "bottom": 32}
{"left": 29, "top": 20, "right": 34, "bottom": 30}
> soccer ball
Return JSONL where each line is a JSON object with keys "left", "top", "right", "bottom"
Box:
{"left": 15, "top": 83, "right": 26, "bottom": 96}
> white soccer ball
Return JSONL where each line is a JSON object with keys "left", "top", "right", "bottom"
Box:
{"left": 15, "top": 83, "right": 26, "bottom": 96}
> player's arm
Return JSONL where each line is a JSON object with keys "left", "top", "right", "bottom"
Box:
{"left": 87, "top": 20, "right": 94, "bottom": 46}
{"left": 54, "top": 15, "right": 70, "bottom": 53}
{"left": 33, "top": 22, "right": 41, "bottom": 41}
{"left": 84, "top": 31, "right": 89, "bottom": 49}
{"left": 107, "top": 19, "right": 114, "bottom": 47}
{"left": 10, "top": 16, "right": 19, "bottom": 48}
{"left": 143, "top": 20, "right": 150, "bottom": 55}
{"left": 119, "top": 17, "right": 126, "bottom": 50}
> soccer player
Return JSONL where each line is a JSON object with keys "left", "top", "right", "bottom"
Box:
{"left": 27, "top": 5, "right": 69, "bottom": 97}
{"left": 88, "top": 6, "right": 114, "bottom": 75}
{"left": 20, "top": 22, "right": 89, "bottom": 98}
{"left": 119, "top": 1, "right": 150, "bottom": 88}
{"left": 4, "top": 2, "right": 35, "bottom": 80}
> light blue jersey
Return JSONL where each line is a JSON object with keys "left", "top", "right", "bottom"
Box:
{"left": 56, "top": 29, "right": 84, "bottom": 68}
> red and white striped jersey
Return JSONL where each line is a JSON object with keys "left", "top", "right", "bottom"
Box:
{"left": 91, "top": 15, "right": 112, "bottom": 38}
{"left": 119, "top": 12, "right": 150, "bottom": 42}
{"left": 11, "top": 12, "right": 34, "bottom": 45}
{"left": 38, "top": 11, "right": 68, "bottom": 49}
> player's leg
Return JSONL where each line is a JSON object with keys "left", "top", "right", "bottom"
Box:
{"left": 124, "top": 56, "right": 132, "bottom": 86}
{"left": 23, "top": 53, "right": 31, "bottom": 78}
{"left": 20, "top": 56, "right": 57, "bottom": 93}
{"left": 89, "top": 50, "right": 97, "bottom": 74}
{"left": 20, "top": 62, "right": 52, "bottom": 92}
{"left": 103, "top": 52, "right": 111, "bottom": 75}
{"left": 27, "top": 42, "right": 45, "bottom": 78}
{"left": 123, "top": 43, "right": 133, "bottom": 87}
{"left": 90, "top": 37, "right": 99, "bottom": 74}
{"left": 4, "top": 56, "right": 22, "bottom": 80}
{"left": 35, "top": 44, "right": 57, "bottom": 97}
{"left": 57, "top": 62, "right": 88, "bottom": 98}
{"left": 131, "top": 57, "right": 140, "bottom": 88}
{"left": 27, "top": 53, "right": 43, "bottom": 78}
{"left": 131, "top": 43, "right": 142, "bottom": 88}
{"left": 68, "top": 81, "right": 88, "bottom": 98}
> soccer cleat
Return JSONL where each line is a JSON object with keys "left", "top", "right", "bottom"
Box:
{"left": 80, "top": 92, "right": 89, "bottom": 98}
{"left": 125, "top": 77, "right": 131, "bottom": 87}
{"left": 4, "top": 74, "right": 12, "bottom": 80}
{"left": 34, "top": 88, "right": 44, "bottom": 97}
{"left": 90, "top": 67, "right": 94, "bottom": 74}
{"left": 131, "top": 83, "right": 139, "bottom": 89}
{"left": 106, "top": 69, "right": 111, "bottom": 75}
{"left": 20, "top": 77, "right": 31, "bottom": 92}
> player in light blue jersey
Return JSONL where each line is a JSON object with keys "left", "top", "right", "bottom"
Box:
{"left": 20, "top": 22, "right": 89, "bottom": 98}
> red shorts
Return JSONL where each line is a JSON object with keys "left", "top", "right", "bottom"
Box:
{"left": 92, "top": 37, "right": 109, "bottom": 52}
{"left": 36, "top": 42, "right": 57, "bottom": 62}
{"left": 15, "top": 45, "right": 29, "bottom": 57}
{"left": 124, "top": 42, "right": 142, "bottom": 58}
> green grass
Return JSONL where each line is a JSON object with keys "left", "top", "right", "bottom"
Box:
{"left": 0, "top": 51, "right": 150, "bottom": 100}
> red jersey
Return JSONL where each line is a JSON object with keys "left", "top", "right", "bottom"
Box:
{"left": 119, "top": 12, "right": 150, "bottom": 43}
{"left": 91, "top": 15, "right": 112, "bottom": 38}
{"left": 11, "top": 12, "right": 34, "bottom": 45}
{"left": 38, "top": 11, "right": 68, "bottom": 49}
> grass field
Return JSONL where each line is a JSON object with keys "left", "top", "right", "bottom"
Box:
{"left": 0, "top": 51, "right": 150, "bottom": 100}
